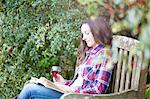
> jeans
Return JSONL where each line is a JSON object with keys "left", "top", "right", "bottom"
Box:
{"left": 18, "top": 83, "right": 63, "bottom": 99}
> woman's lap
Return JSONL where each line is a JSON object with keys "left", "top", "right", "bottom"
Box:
{"left": 18, "top": 83, "right": 63, "bottom": 99}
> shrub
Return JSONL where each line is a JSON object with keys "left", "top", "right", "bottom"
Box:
{"left": 0, "top": 0, "right": 86, "bottom": 98}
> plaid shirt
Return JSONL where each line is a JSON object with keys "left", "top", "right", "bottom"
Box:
{"left": 64, "top": 44, "right": 113, "bottom": 94}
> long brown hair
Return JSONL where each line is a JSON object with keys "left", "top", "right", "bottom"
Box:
{"left": 76, "top": 16, "right": 112, "bottom": 66}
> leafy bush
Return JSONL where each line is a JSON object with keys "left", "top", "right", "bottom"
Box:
{"left": 0, "top": 0, "right": 86, "bottom": 98}
{"left": 146, "top": 84, "right": 150, "bottom": 99}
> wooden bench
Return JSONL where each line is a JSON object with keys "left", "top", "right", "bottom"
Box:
{"left": 60, "top": 35, "right": 149, "bottom": 99}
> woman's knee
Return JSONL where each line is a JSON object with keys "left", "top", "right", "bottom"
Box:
{"left": 24, "top": 83, "right": 34, "bottom": 89}
{"left": 19, "top": 83, "right": 37, "bottom": 99}
{"left": 21, "top": 83, "right": 38, "bottom": 94}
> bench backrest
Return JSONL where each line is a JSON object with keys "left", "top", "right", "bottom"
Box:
{"left": 109, "top": 35, "right": 148, "bottom": 97}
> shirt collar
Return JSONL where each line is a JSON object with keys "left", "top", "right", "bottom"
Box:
{"left": 86, "top": 44, "right": 105, "bottom": 55}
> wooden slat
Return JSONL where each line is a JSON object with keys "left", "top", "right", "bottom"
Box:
{"left": 111, "top": 66, "right": 117, "bottom": 93}
{"left": 110, "top": 47, "right": 118, "bottom": 93}
{"left": 134, "top": 52, "right": 143, "bottom": 90}
{"left": 114, "top": 49, "right": 123, "bottom": 92}
{"left": 125, "top": 52, "right": 132, "bottom": 90}
{"left": 131, "top": 55, "right": 138, "bottom": 89}
{"left": 119, "top": 50, "right": 127, "bottom": 92}
{"left": 112, "top": 35, "right": 140, "bottom": 51}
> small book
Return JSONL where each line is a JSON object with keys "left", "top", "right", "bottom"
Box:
{"left": 29, "top": 77, "right": 68, "bottom": 93}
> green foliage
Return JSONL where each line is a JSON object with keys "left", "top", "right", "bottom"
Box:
{"left": 146, "top": 84, "right": 150, "bottom": 99}
{"left": 0, "top": 0, "right": 86, "bottom": 98}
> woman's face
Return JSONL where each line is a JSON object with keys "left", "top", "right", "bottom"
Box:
{"left": 81, "top": 23, "right": 97, "bottom": 48}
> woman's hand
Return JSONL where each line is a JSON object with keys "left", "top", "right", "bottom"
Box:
{"left": 53, "top": 74, "right": 65, "bottom": 84}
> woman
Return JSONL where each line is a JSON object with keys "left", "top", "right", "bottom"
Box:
{"left": 18, "top": 16, "right": 113, "bottom": 99}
